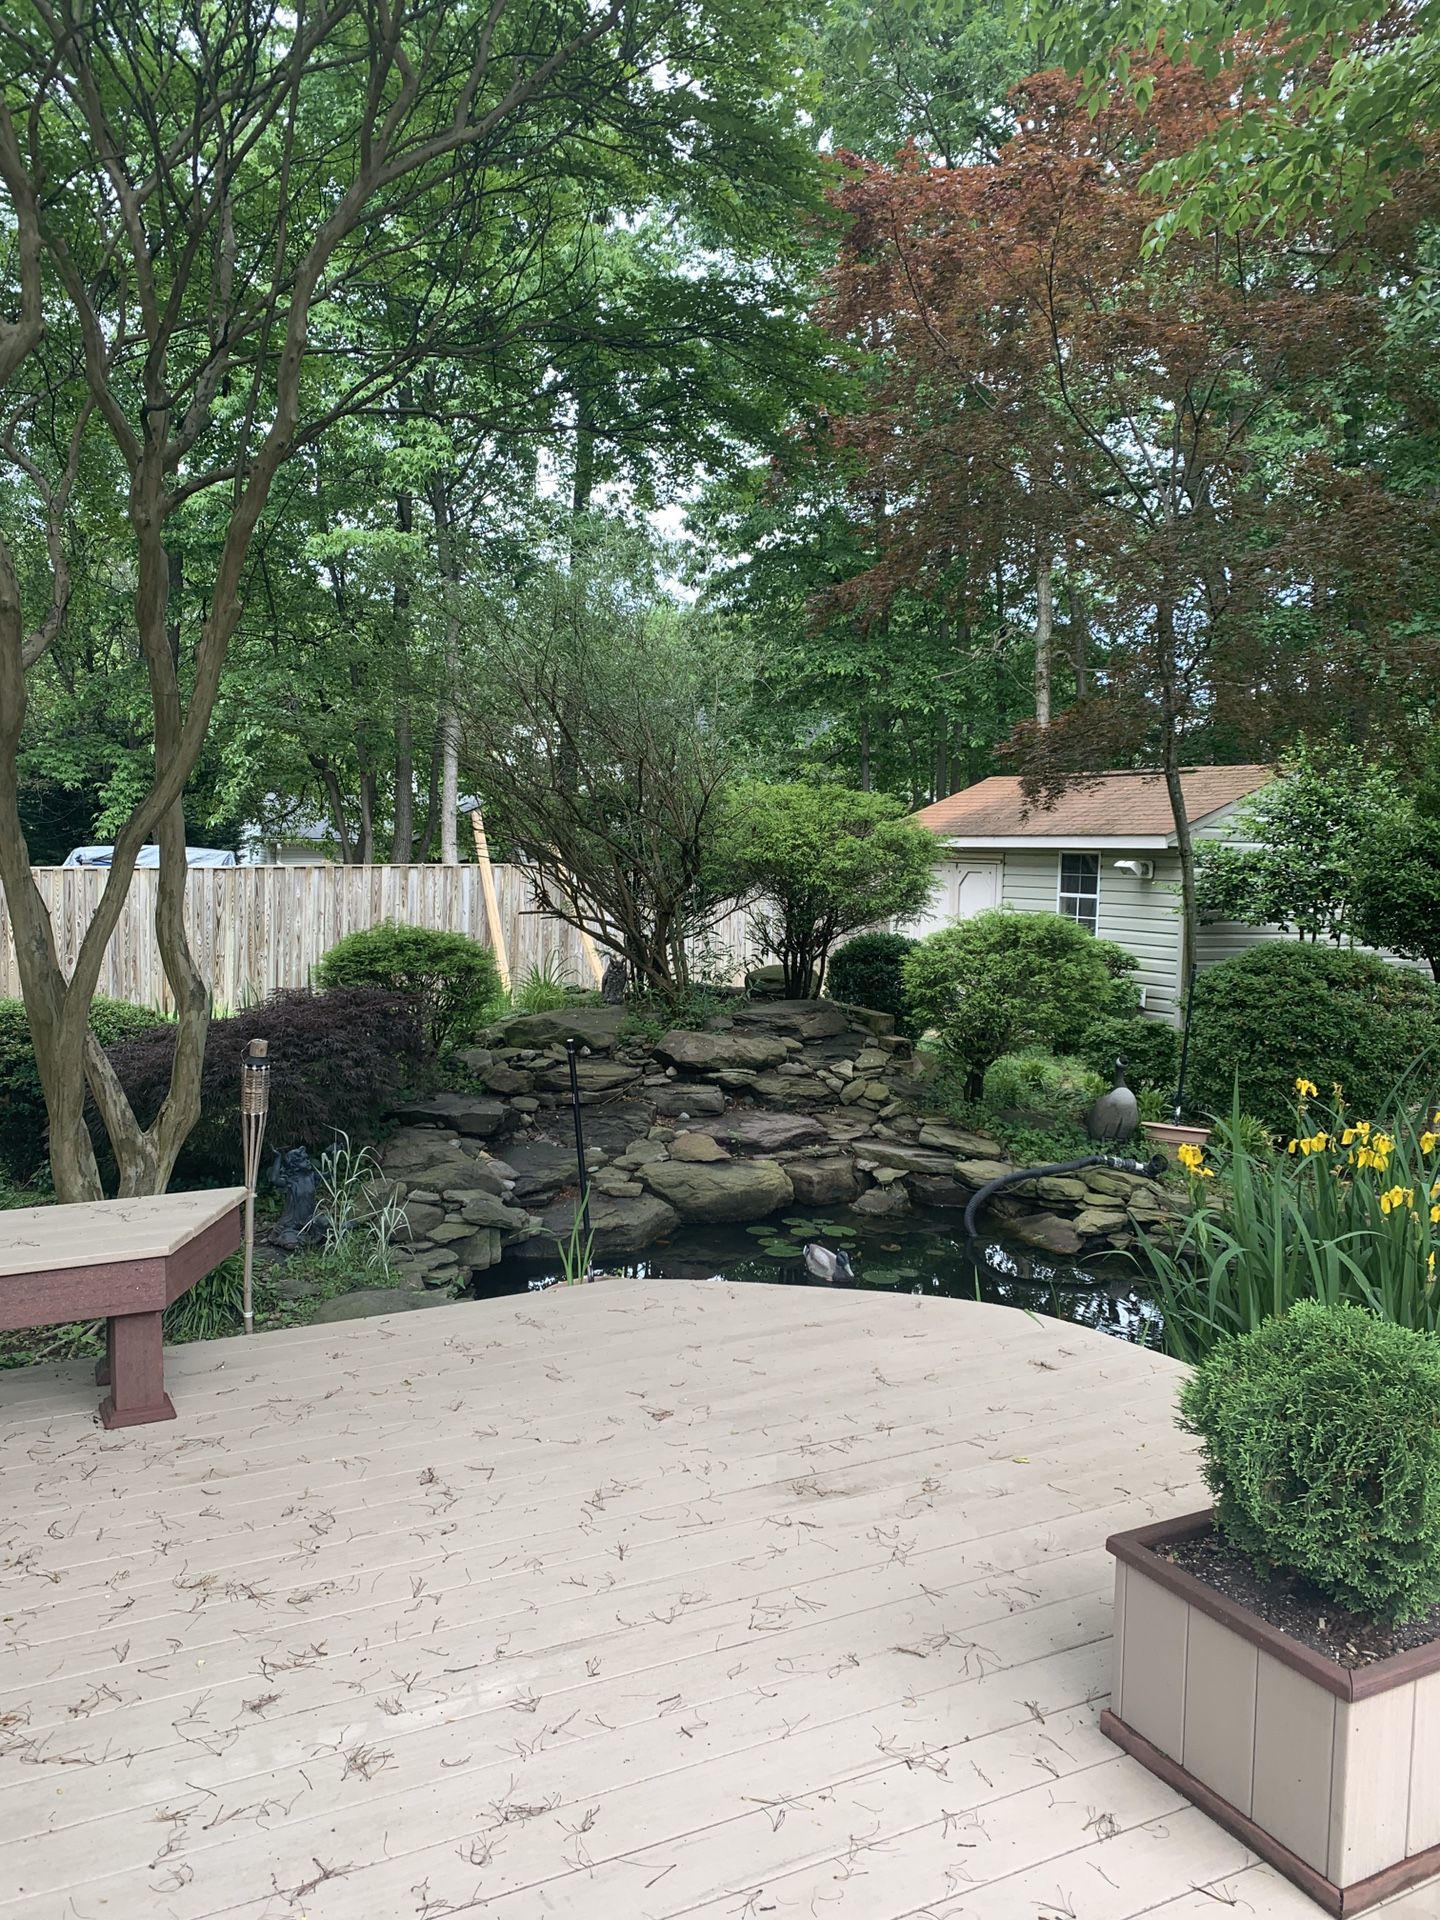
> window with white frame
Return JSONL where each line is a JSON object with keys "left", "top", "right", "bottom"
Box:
{"left": 1057, "top": 853, "right": 1100, "bottom": 934}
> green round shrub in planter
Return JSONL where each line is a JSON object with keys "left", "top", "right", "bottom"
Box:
{"left": 825, "top": 932, "right": 916, "bottom": 1033}
{"left": 314, "top": 923, "right": 501, "bottom": 1052}
{"left": 1187, "top": 943, "right": 1440, "bottom": 1132}
{"left": 1181, "top": 1301, "right": 1440, "bottom": 1622}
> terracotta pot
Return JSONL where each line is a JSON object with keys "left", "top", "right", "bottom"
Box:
{"left": 1141, "top": 1120, "right": 1212, "bottom": 1160}
{"left": 1104, "top": 1511, "right": 1440, "bottom": 1916}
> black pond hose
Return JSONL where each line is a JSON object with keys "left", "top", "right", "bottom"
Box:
{"left": 962, "top": 1152, "right": 1168, "bottom": 1241}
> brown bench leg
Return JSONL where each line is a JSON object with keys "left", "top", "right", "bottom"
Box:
{"left": 99, "top": 1312, "right": 176, "bottom": 1428}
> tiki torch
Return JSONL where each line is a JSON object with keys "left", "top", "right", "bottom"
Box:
{"left": 240, "top": 1038, "right": 271, "bottom": 1335}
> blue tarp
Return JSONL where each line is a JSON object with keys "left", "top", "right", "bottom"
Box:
{"left": 62, "top": 846, "right": 238, "bottom": 868}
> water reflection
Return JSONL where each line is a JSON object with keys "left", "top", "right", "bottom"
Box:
{"left": 475, "top": 1211, "right": 1162, "bottom": 1346}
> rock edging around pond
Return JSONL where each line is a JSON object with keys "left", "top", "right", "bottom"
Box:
{"left": 371, "top": 1000, "right": 1179, "bottom": 1295}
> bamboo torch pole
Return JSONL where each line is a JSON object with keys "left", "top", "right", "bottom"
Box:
{"left": 240, "top": 1039, "right": 271, "bottom": 1336}
{"left": 469, "top": 808, "right": 512, "bottom": 995}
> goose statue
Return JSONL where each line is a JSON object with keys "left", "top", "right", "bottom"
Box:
{"left": 803, "top": 1242, "right": 856, "bottom": 1285}
{"left": 1086, "top": 1056, "right": 1140, "bottom": 1145}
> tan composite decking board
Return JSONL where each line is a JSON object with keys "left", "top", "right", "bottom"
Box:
{"left": 0, "top": 1281, "right": 1419, "bottom": 1918}
{"left": 0, "top": 1187, "right": 248, "bottom": 1276}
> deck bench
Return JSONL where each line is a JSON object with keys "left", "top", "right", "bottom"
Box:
{"left": 0, "top": 1188, "right": 246, "bottom": 1427}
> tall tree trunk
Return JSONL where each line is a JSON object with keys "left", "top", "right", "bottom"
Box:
{"left": 572, "top": 382, "right": 596, "bottom": 518}
{"left": 427, "top": 467, "right": 463, "bottom": 864}
{"left": 415, "top": 731, "right": 442, "bottom": 862}
{"left": 392, "top": 488, "right": 415, "bottom": 861}
{"left": 1067, "top": 547, "right": 1089, "bottom": 699}
{"left": 1033, "top": 550, "right": 1052, "bottom": 727}
{"left": 357, "top": 766, "right": 376, "bottom": 864}
{"left": 317, "top": 763, "right": 355, "bottom": 863}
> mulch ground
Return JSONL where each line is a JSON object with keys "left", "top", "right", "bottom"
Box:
{"left": 1162, "top": 1525, "right": 1440, "bottom": 1669}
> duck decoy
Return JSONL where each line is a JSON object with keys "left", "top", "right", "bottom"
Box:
{"left": 1086, "top": 1056, "right": 1140, "bottom": 1144}
{"left": 803, "top": 1243, "right": 856, "bottom": 1284}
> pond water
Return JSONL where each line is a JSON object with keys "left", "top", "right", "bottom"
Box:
{"left": 467, "top": 1207, "right": 1163, "bottom": 1345}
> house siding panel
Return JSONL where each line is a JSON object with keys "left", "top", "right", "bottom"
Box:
{"left": 1002, "top": 849, "right": 1184, "bottom": 1022}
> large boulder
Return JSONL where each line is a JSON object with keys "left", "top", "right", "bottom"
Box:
{"left": 787, "top": 1158, "right": 862, "bottom": 1206}
{"left": 500, "top": 1140, "right": 580, "bottom": 1202}
{"left": 394, "top": 1149, "right": 508, "bottom": 1196}
{"left": 731, "top": 998, "right": 850, "bottom": 1042}
{"left": 388, "top": 1093, "right": 514, "bottom": 1139}
{"left": 695, "top": 1111, "right": 827, "bottom": 1155}
{"left": 655, "top": 1030, "right": 788, "bottom": 1073}
{"left": 1007, "top": 1212, "right": 1084, "bottom": 1257}
{"left": 486, "top": 1006, "right": 628, "bottom": 1052}
{"left": 670, "top": 1130, "right": 730, "bottom": 1163}
{"left": 852, "top": 1182, "right": 910, "bottom": 1217}
{"left": 642, "top": 1157, "right": 794, "bottom": 1223}
{"left": 909, "top": 1174, "right": 974, "bottom": 1210}
{"left": 508, "top": 1192, "right": 680, "bottom": 1258}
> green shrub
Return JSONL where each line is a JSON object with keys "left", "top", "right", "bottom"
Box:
{"left": 981, "top": 1048, "right": 1104, "bottom": 1119}
{"left": 1187, "top": 943, "right": 1440, "bottom": 1132}
{"left": 903, "top": 911, "right": 1139, "bottom": 1091}
{"left": 0, "top": 997, "right": 166, "bottom": 1180}
{"left": 1180, "top": 1301, "right": 1440, "bottom": 1622}
{"left": 314, "top": 924, "right": 501, "bottom": 1051}
{"left": 107, "top": 988, "right": 423, "bottom": 1182}
{"left": 826, "top": 932, "right": 917, "bottom": 1033}
{"left": 712, "top": 782, "right": 937, "bottom": 996}
{"left": 1077, "top": 1013, "right": 1179, "bottom": 1094}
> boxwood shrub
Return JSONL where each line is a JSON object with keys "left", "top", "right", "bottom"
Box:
{"left": 1181, "top": 1301, "right": 1440, "bottom": 1622}
{"left": 825, "top": 932, "right": 917, "bottom": 1034}
{"left": 314, "top": 923, "right": 501, "bottom": 1052}
{"left": 1077, "top": 1012, "right": 1179, "bottom": 1094}
{"left": 1187, "top": 943, "right": 1440, "bottom": 1131}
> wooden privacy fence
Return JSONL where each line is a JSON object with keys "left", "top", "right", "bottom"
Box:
{"left": 0, "top": 866, "right": 760, "bottom": 1014}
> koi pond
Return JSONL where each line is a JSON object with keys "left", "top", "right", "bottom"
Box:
{"left": 468, "top": 1207, "right": 1162, "bottom": 1344}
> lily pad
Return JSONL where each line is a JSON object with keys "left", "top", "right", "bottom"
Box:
{"left": 758, "top": 1238, "right": 803, "bottom": 1258}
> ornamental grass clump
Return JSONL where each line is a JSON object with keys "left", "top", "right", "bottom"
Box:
{"left": 1181, "top": 1301, "right": 1440, "bottom": 1623}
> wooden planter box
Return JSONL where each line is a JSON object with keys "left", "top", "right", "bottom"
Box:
{"left": 1103, "top": 1512, "right": 1440, "bottom": 1915}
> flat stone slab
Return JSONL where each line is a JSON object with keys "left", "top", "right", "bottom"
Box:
{"left": 692, "top": 1111, "right": 828, "bottom": 1154}
{"left": 655, "top": 1029, "right": 788, "bottom": 1072}
{"left": 388, "top": 1093, "right": 513, "bottom": 1138}
{"left": 486, "top": 1006, "right": 628, "bottom": 1050}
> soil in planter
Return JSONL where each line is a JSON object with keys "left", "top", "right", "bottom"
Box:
{"left": 1164, "top": 1525, "right": 1440, "bottom": 1669}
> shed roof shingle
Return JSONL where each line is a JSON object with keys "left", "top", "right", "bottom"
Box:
{"left": 913, "top": 766, "right": 1271, "bottom": 841}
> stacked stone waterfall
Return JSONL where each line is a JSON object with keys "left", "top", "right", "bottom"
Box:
{"left": 370, "top": 1000, "right": 1176, "bottom": 1294}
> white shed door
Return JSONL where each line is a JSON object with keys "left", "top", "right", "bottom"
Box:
{"left": 907, "top": 859, "right": 1000, "bottom": 936}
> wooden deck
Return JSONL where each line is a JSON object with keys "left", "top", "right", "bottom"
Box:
{"left": 0, "top": 1280, "right": 1429, "bottom": 1919}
